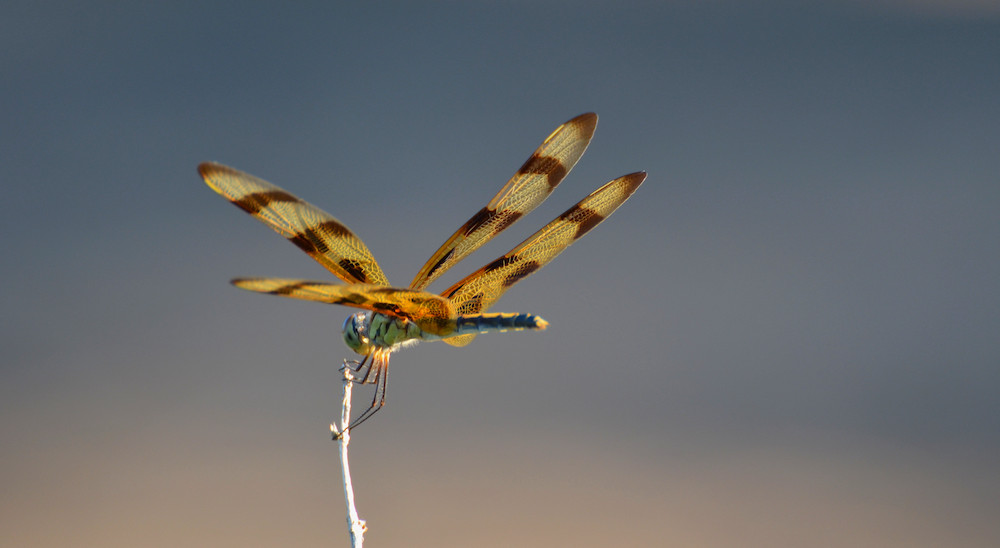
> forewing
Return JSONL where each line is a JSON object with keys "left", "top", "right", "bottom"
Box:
{"left": 439, "top": 172, "right": 646, "bottom": 346}
{"left": 200, "top": 162, "right": 389, "bottom": 286}
{"left": 231, "top": 278, "right": 457, "bottom": 336}
{"left": 409, "top": 113, "right": 598, "bottom": 290}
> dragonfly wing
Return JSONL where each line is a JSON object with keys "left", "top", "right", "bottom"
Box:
{"left": 409, "top": 113, "right": 598, "bottom": 290}
{"left": 231, "top": 278, "right": 458, "bottom": 336}
{"left": 200, "top": 162, "right": 389, "bottom": 286}
{"left": 439, "top": 172, "right": 647, "bottom": 346}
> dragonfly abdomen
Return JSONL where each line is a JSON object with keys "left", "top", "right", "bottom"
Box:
{"left": 454, "top": 312, "right": 548, "bottom": 335}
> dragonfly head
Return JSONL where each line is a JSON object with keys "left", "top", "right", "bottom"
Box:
{"left": 342, "top": 312, "right": 372, "bottom": 355}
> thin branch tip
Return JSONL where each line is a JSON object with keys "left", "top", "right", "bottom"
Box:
{"left": 335, "top": 356, "right": 365, "bottom": 546}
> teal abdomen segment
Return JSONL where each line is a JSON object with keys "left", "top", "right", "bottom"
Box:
{"left": 454, "top": 312, "right": 549, "bottom": 335}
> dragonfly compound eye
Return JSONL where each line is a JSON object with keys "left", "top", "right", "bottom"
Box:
{"left": 342, "top": 313, "right": 372, "bottom": 355}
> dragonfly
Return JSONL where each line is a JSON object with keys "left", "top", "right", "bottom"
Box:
{"left": 200, "top": 113, "right": 646, "bottom": 431}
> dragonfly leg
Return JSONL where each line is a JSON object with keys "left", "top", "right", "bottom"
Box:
{"left": 341, "top": 354, "right": 378, "bottom": 385}
{"left": 345, "top": 354, "right": 388, "bottom": 433}
{"left": 341, "top": 355, "right": 368, "bottom": 375}
{"left": 361, "top": 353, "right": 384, "bottom": 385}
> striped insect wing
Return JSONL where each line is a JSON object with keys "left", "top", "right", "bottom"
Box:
{"left": 442, "top": 171, "right": 647, "bottom": 324}
{"left": 410, "top": 113, "right": 598, "bottom": 290}
{"left": 199, "top": 162, "right": 389, "bottom": 286}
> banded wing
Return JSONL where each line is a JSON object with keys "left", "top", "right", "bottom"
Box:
{"left": 200, "top": 162, "right": 389, "bottom": 286}
{"left": 440, "top": 171, "right": 647, "bottom": 346}
{"left": 231, "top": 278, "right": 458, "bottom": 336}
{"left": 409, "top": 113, "right": 599, "bottom": 290}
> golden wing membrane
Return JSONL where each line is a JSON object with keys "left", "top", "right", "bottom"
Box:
{"left": 199, "top": 162, "right": 389, "bottom": 286}
{"left": 440, "top": 171, "right": 647, "bottom": 346}
{"left": 231, "top": 278, "right": 458, "bottom": 336}
{"left": 409, "top": 113, "right": 599, "bottom": 290}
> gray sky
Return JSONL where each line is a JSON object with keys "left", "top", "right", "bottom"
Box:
{"left": 3, "top": 1, "right": 998, "bottom": 546}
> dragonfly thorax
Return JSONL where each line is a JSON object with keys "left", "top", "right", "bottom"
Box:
{"left": 342, "top": 311, "right": 424, "bottom": 355}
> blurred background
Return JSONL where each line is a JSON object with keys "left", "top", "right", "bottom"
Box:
{"left": 2, "top": 1, "right": 998, "bottom": 546}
